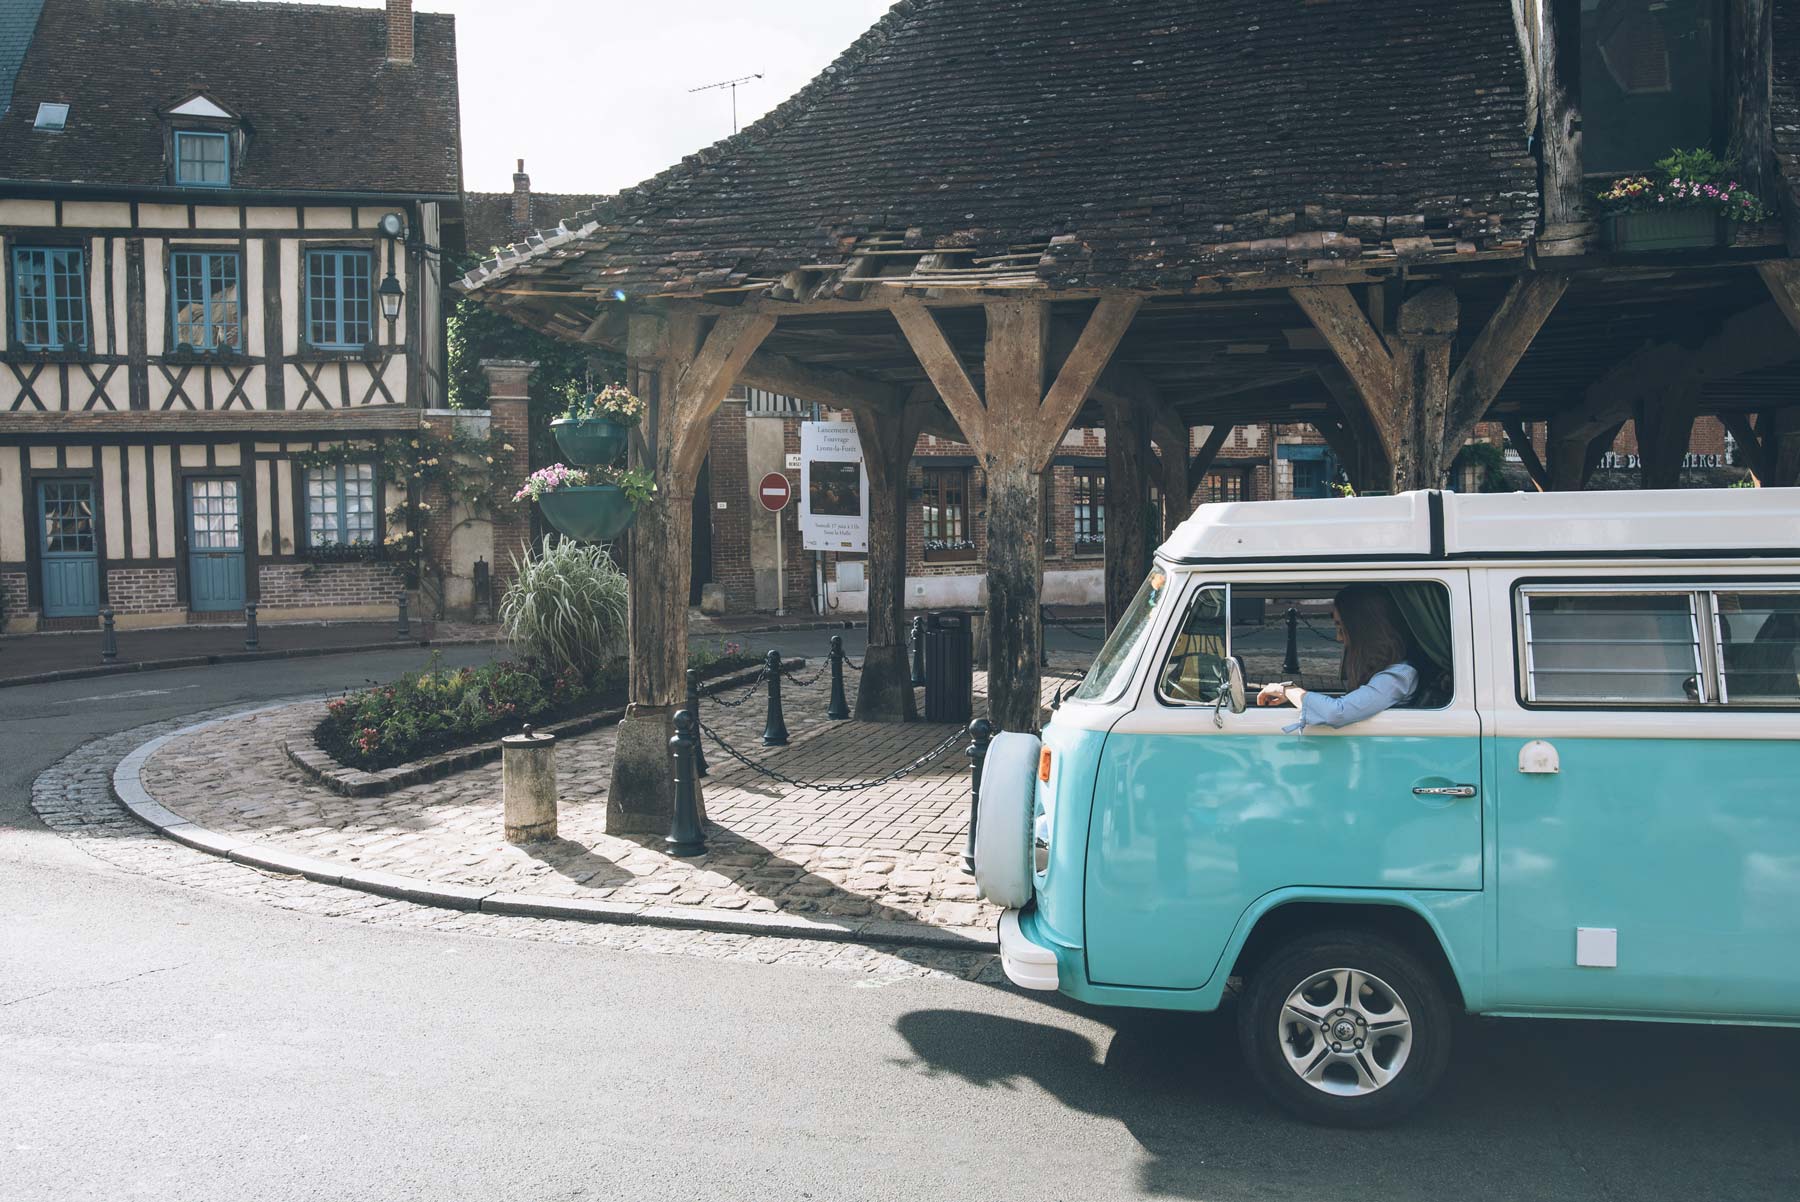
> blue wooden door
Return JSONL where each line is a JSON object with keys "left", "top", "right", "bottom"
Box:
{"left": 186, "top": 478, "right": 245, "bottom": 612}
{"left": 38, "top": 479, "right": 99, "bottom": 618}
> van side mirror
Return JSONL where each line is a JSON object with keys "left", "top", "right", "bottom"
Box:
{"left": 1225, "top": 658, "right": 1248, "bottom": 714}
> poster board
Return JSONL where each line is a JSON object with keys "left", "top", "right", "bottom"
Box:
{"left": 798, "top": 420, "right": 868, "bottom": 552}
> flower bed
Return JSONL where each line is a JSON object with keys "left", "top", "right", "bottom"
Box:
{"left": 317, "top": 648, "right": 757, "bottom": 771}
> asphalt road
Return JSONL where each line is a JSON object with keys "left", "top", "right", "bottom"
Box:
{"left": 4, "top": 649, "right": 1798, "bottom": 1201}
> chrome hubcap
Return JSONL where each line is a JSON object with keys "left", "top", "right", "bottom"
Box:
{"left": 1277, "top": 967, "right": 1414, "bottom": 1097}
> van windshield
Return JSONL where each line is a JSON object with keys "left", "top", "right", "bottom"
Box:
{"left": 1072, "top": 569, "right": 1168, "bottom": 702}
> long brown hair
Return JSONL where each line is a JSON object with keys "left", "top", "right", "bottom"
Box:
{"left": 1335, "top": 586, "right": 1414, "bottom": 690}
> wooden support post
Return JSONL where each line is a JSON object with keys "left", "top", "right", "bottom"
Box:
{"left": 850, "top": 396, "right": 925, "bottom": 722}
{"left": 1728, "top": 1, "right": 1776, "bottom": 202}
{"left": 1759, "top": 263, "right": 1800, "bottom": 337}
{"left": 1725, "top": 409, "right": 1800, "bottom": 486}
{"left": 1294, "top": 271, "right": 1565, "bottom": 493}
{"left": 1186, "top": 423, "right": 1233, "bottom": 495}
{"left": 1311, "top": 417, "right": 1362, "bottom": 490}
{"left": 1636, "top": 376, "right": 1703, "bottom": 489}
{"left": 607, "top": 307, "right": 774, "bottom": 834}
{"left": 1538, "top": 0, "right": 1589, "bottom": 250}
{"left": 1151, "top": 410, "right": 1191, "bottom": 539}
{"left": 893, "top": 293, "right": 1141, "bottom": 732}
{"left": 1775, "top": 412, "right": 1800, "bottom": 487}
{"left": 1102, "top": 390, "right": 1151, "bottom": 627}
{"left": 1317, "top": 367, "right": 1393, "bottom": 493}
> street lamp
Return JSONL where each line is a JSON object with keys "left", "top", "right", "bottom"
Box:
{"left": 377, "top": 211, "right": 406, "bottom": 322}
{"left": 379, "top": 269, "right": 403, "bottom": 322}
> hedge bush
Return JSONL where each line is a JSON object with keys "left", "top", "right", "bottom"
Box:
{"left": 317, "top": 646, "right": 755, "bottom": 771}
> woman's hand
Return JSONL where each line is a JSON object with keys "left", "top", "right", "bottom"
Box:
{"left": 1257, "top": 682, "right": 1308, "bottom": 708}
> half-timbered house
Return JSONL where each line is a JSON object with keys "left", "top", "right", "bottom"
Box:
{"left": 0, "top": 0, "right": 463, "bottom": 630}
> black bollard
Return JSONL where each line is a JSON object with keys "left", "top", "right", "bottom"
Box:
{"left": 687, "top": 667, "right": 709, "bottom": 778}
{"left": 909, "top": 614, "right": 926, "bottom": 686}
{"left": 1039, "top": 605, "right": 1050, "bottom": 667}
{"left": 826, "top": 635, "right": 850, "bottom": 720}
{"left": 243, "top": 602, "right": 260, "bottom": 651}
{"left": 1283, "top": 606, "right": 1301, "bottom": 674}
{"left": 396, "top": 593, "right": 411, "bottom": 640}
{"left": 666, "top": 708, "right": 706, "bottom": 857}
{"left": 761, "top": 649, "right": 789, "bottom": 746}
{"left": 100, "top": 609, "right": 117, "bottom": 663}
{"left": 962, "top": 716, "right": 994, "bottom": 874}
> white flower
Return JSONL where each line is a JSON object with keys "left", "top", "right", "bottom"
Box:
{"left": 502, "top": 443, "right": 515, "bottom": 452}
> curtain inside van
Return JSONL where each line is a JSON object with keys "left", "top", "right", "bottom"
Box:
{"left": 1391, "top": 583, "right": 1453, "bottom": 678}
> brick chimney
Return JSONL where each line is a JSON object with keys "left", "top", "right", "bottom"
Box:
{"left": 386, "top": 0, "right": 414, "bottom": 64}
{"left": 510, "top": 159, "right": 531, "bottom": 232}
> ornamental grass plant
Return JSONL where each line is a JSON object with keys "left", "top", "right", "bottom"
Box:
{"left": 500, "top": 535, "right": 629, "bottom": 678}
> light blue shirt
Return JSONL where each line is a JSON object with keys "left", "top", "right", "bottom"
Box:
{"left": 1283, "top": 662, "right": 1420, "bottom": 733}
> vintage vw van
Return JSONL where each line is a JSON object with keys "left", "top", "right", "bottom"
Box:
{"left": 972, "top": 488, "right": 1800, "bottom": 1127}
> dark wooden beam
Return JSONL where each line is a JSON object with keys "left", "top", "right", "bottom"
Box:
{"left": 1538, "top": 0, "right": 1588, "bottom": 247}
{"left": 1502, "top": 419, "right": 1550, "bottom": 491}
{"left": 1727, "top": 0, "right": 1776, "bottom": 200}
{"left": 1186, "top": 423, "right": 1234, "bottom": 492}
{"left": 1443, "top": 272, "right": 1568, "bottom": 452}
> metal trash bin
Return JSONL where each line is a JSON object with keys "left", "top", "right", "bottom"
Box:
{"left": 924, "top": 611, "right": 974, "bottom": 724}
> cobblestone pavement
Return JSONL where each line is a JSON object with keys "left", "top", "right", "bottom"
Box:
{"left": 97, "top": 656, "right": 1089, "bottom": 942}
{"left": 31, "top": 707, "right": 1008, "bottom": 982}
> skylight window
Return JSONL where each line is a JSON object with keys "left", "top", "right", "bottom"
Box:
{"left": 33, "top": 103, "right": 68, "bottom": 132}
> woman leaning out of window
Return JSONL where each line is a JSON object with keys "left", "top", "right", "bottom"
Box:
{"left": 1257, "top": 586, "right": 1419, "bottom": 731}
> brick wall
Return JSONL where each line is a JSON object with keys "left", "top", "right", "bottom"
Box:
{"left": 105, "top": 566, "right": 178, "bottom": 615}
{"left": 1, "top": 571, "right": 31, "bottom": 626}
{"left": 259, "top": 562, "right": 407, "bottom": 609}
{"left": 707, "top": 401, "right": 755, "bottom": 610}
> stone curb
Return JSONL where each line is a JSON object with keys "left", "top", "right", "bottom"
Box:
{"left": 0, "top": 634, "right": 497, "bottom": 690}
{"left": 111, "top": 701, "right": 995, "bottom": 954}
{"left": 282, "top": 658, "right": 802, "bottom": 798}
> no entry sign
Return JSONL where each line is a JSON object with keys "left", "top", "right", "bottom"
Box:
{"left": 758, "top": 472, "right": 792, "bottom": 512}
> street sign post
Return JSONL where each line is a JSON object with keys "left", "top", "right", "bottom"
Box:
{"left": 758, "top": 472, "right": 792, "bottom": 615}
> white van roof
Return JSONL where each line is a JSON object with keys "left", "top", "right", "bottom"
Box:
{"left": 1159, "top": 488, "right": 1800, "bottom": 564}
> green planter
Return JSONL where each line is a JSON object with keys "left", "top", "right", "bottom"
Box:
{"left": 1602, "top": 210, "right": 1721, "bottom": 252}
{"left": 538, "top": 485, "right": 637, "bottom": 543}
{"left": 550, "top": 416, "right": 630, "bottom": 467}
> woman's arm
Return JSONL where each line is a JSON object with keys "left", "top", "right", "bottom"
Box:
{"left": 1282, "top": 663, "right": 1420, "bottom": 731}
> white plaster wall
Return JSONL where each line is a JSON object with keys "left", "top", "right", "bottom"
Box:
{"left": 63, "top": 201, "right": 130, "bottom": 226}
{"left": 0, "top": 199, "right": 55, "bottom": 224}
{"left": 0, "top": 447, "right": 24, "bottom": 560}
{"left": 152, "top": 446, "right": 175, "bottom": 554}
{"left": 894, "top": 568, "right": 1103, "bottom": 612}
{"left": 139, "top": 203, "right": 186, "bottom": 229}
{"left": 100, "top": 446, "right": 125, "bottom": 557}
{"left": 127, "top": 445, "right": 151, "bottom": 558}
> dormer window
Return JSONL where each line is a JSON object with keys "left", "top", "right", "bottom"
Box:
{"left": 174, "top": 131, "right": 230, "bottom": 187}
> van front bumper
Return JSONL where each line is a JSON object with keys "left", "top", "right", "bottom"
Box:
{"left": 999, "top": 908, "right": 1060, "bottom": 991}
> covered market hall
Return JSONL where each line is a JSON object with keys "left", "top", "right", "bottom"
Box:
{"left": 459, "top": 0, "right": 1800, "bottom": 829}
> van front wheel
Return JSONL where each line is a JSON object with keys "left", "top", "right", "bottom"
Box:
{"left": 1237, "top": 931, "right": 1451, "bottom": 1128}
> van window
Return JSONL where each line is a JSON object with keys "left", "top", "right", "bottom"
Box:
{"left": 1158, "top": 581, "right": 1455, "bottom": 708}
{"left": 1520, "top": 591, "right": 1705, "bottom": 704}
{"left": 1071, "top": 569, "right": 1170, "bottom": 703}
{"left": 1716, "top": 591, "right": 1800, "bottom": 705}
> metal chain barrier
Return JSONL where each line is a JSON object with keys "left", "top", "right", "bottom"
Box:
{"left": 698, "top": 721, "right": 965, "bottom": 792}
{"left": 706, "top": 668, "right": 769, "bottom": 709}
{"left": 781, "top": 661, "right": 826, "bottom": 688}
{"left": 1296, "top": 611, "right": 1341, "bottom": 644}
{"left": 1042, "top": 605, "right": 1105, "bottom": 641}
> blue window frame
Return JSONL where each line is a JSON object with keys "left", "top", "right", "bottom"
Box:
{"left": 304, "top": 462, "right": 378, "bottom": 548}
{"left": 169, "top": 250, "right": 242, "bottom": 351}
{"left": 10, "top": 246, "right": 88, "bottom": 350}
{"left": 173, "top": 131, "right": 230, "bottom": 187}
{"left": 305, "top": 249, "right": 373, "bottom": 350}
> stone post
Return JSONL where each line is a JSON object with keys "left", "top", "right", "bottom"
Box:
{"left": 501, "top": 725, "right": 558, "bottom": 843}
{"left": 481, "top": 359, "right": 537, "bottom": 596}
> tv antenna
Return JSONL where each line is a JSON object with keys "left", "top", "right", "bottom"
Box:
{"left": 689, "top": 72, "right": 763, "bottom": 134}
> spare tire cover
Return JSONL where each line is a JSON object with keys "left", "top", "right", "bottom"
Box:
{"left": 973, "top": 731, "right": 1042, "bottom": 908}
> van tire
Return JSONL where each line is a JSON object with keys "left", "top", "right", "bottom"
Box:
{"left": 1236, "top": 930, "right": 1451, "bottom": 1128}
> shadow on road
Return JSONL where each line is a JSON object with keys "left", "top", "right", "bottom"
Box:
{"left": 893, "top": 1004, "right": 1800, "bottom": 1201}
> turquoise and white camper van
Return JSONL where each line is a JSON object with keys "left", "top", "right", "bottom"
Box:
{"left": 972, "top": 488, "right": 1800, "bottom": 1127}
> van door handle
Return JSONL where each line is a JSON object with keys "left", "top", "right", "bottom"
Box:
{"left": 1413, "top": 784, "right": 1477, "bottom": 798}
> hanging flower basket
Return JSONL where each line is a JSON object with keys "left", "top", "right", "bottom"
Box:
{"left": 538, "top": 484, "right": 637, "bottom": 543}
{"left": 550, "top": 416, "right": 629, "bottom": 467}
{"left": 1601, "top": 210, "right": 1721, "bottom": 252}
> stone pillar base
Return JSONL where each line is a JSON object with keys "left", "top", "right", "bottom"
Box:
{"left": 853, "top": 642, "right": 917, "bottom": 723}
{"left": 605, "top": 704, "right": 706, "bottom": 835}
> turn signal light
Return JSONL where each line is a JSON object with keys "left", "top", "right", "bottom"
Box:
{"left": 1038, "top": 747, "right": 1053, "bottom": 782}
